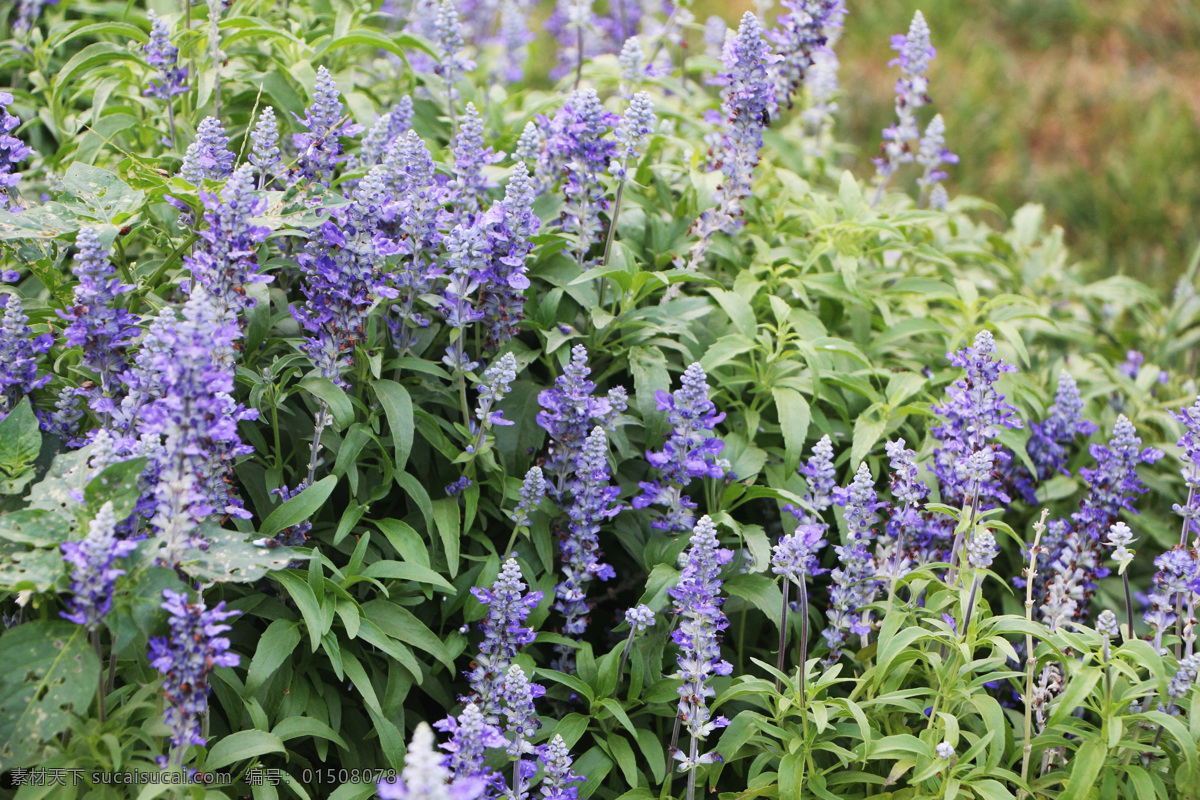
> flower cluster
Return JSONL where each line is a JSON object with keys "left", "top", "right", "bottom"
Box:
{"left": 634, "top": 362, "right": 725, "bottom": 532}
{"left": 466, "top": 557, "right": 543, "bottom": 721}
{"left": 1171, "top": 395, "right": 1200, "bottom": 543}
{"left": 873, "top": 10, "right": 935, "bottom": 198}
{"left": 148, "top": 590, "right": 241, "bottom": 765}
{"left": 432, "top": 0, "right": 476, "bottom": 97}
{"left": 914, "top": 114, "right": 957, "bottom": 209}
{"left": 880, "top": 437, "right": 928, "bottom": 575}
{"left": 57, "top": 227, "right": 138, "bottom": 399}
{"left": 609, "top": 91, "right": 655, "bottom": 181}
{"left": 685, "top": 12, "right": 779, "bottom": 270}
{"left": 1024, "top": 370, "right": 1095, "bottom": 487}
{"left": 143, "top": 12, "right": 188, "bottom": 102}
{"left": 0, "top": 294, "right": 52, "bottom": 421}
{"left": 554, "top": 426, "right": 620, "bottom": 667}
{"left": 510, "top": 466, "right": 546, "bottom": 527}
{"left": 769, "top": 0, "right": 844, "bottom": 109}
{"left": 0, "top": 92, "right": 34, "bottom": 208}
{"left": 469, "top": 352, "right": 518, "bottom": 452}
{"left": 249, "top": 107, "right": 281, "bottom": 189}
{"left": 60, "top": 502, "right": 138, "bottom": 629}
{"left": 477, "top": 161, "right": 540, "bottom": 349}
{"left": 292, "top": 66, "right": 363, "bottom": 186}
{"left": 824, "top": 462, "right": 883, "bottom": 662}
{"left": 669, "top": 515, "right": 734, "bottom": 774}
{"left": 377, "top": 723, "right": 487, "bottom": 800}
{"left": 452, "top": 103, "right": 503, "bottom": 224}
{"left": 784, "top": 434, "right": 837, "bottom": 524}
{"left": 179, "top": 117, "right": 235, "bottom": 185}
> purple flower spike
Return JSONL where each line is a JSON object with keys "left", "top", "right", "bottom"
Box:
{"left": 784, "top": 434, "right": 836, "bottom": 524}
{"left": 824, "top": 462, "right": 883, "bottom": 662}
{"left": 501, "top": 663, "right": 542, "bottom": 760}
{"left": 478, "top": 161, "right": 540, "bottom": 350}
{"left": 179, "top": 117, "right": 235, "bottom": 185}
{"left": 554, "top": 426, "right": 621, "bottom": 669}
{"left": 0, "top": 293, "right": 52, "bottom": 421}
{"left": 0, "top": 92, "right": 35, "bottom": 208}
{"left": 249, "top": 107, "right": 281, "bottom": 189}
{"left": 452, "top": 103, "right": 503, "bottom": 225}
{"left": 771, "top": 523, "right": 827, "bottom": 583}
{"left": 143, "top": 11, "right": 188, "bottom": 102}
{"left": 684, "top": 12, "right": 780, "bottom": 270}
{"left": 1025, "top": 371, "right": 1096, "bottom": 485}
{"left": 467, "top": 558, "right": 544, "bottom": 722}
{"left": 769, "top": 0, "right": 844, "bottom": 109}
{"left": 915, "top": 114, "right": 957, "bottom": 207}
{"left": 435, "top": 701, "right": 506, "bottom": 781}
{"left": 377, "top": 723, "right": 487, "bottom": 800}
{"left": 292, "top": 66, "right": 363, "bottom": 186}
{"left": 1171, "top": 395, "right": 1200, "bottom": 543}
{"left": 60, "top": 502, "right": 138, "bottom": 628}
{"left": 609, "top": 91, "right": 655, "bottom": 181}
{"left": 362, "top": 97, "right": 414, "bottom": 166}
{"left": 538, "top": 734, "right": 585, "bottom": 799}
{"left": 185, "top": 165, "right": 273, "bottom": 319}
{"left": 670, "top": 515, "right": 734, "bottom": 775}
{"left": 511, "top": 466, "right": 546, "bottom": 527}
{"left": 634, "top": 362, "right": 726, "bottom": 533}
{"left": 873, "top": 10, "right": 935, "bottom": 201}
{"left": 147, "top": 589, "right": 240, "bottom": 765}
{"left": 433, "top": 0, "right": 476, "bottom": 97}
{"left": 57, "top": 226, "right": 138, "bottom": 397}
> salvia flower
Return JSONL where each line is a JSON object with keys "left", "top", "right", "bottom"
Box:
{"left": 1106, "top": 521, "right": 1137, "bottom": 571}
{"left": 496, "top": 0, "right": 535, "bottom": 83}
{"left": 536, "top": 344, "right": 627, "bottom": 497}
{"left": 511, "top": 466, "right": 546, "bottom": 527}
{"left": 1097, "top": 609, "right": 1120, "bottom": 638}
{"left": 1073, "top": 415, "right": 1162, "bottom": 543}
{"left": 1039, "top": 529, "right": 1102, "bottom": 631}
{"left": 452, "top": 103, "right": 503, "bottom": 224}
{"left": 435, "top": 701, "right": 506, "bottom": 781}
{"left": 554, "top": 426, "right": 621, "bottom": 668}
{"left": 467, "top": 558, "right": 544, "bottom": 721}
{"left": 538, "top": 734, "right": 584, "bottom": 800}
{"left": 769, "top": 0, "right": 841, "bottom": 108}
{"left": 915, "top": 114, "right": 957, "bottom": 206}
{"left": 60, "top": 502, "right": 137, "bottom": 628}
{"left": 147, "top": 589, "right": 240, "bottom": 765}
{"left": 1167, "top": 653, "right": 1200, "bottom": 709}
{"left": 57, "top": 226, "right": 138, "bottom": 397}
{"left": 179, "top": 117, "right": 235, "bottom": 185}
{"left": 618, "top": 36, "right": 647, "bottom": 92}
{"left": 609, "top": 91, "right": 655, "bottom": 181}
{"left": 684, "top": 12, "right": 780, "bottom": 270}
{"left": 669, "top": 515, "right": 734, "bottom": 773}
{"left": 143, "top": 12, "right": 188, "bottom": 102}
{"left": 873, "top": 10, "right": 935, "bottom": 200}
{"left": 501, "top": 664, "right": 542, "bottom": 759}
{"left": 138, "top": 292, "right": 258, "bottom": 566}
{"left": 478, "top": 161, "right": 540, "bottom": 349}
{"left": 1171, "top": 395, "right": 1200, "bottom": 543}
{"left": 470, "top": 352, "right": 518, "bottom": 452}
{"left": 185, "top": 165, "right": 273, "bottom": 320}
{"left": 965, "top": 529, "right": 998, "bottom": 570}
{"left": 0, "top": 93, "right": 34, "bottom": 208}
{"left": 437, "top": 221, "right": 487, "bottom": 374}
{"left": 634, "top": 362, "right": 725, "bottom": 532}
{"left": 547, "top": 0, "right": 601, "bottom": 80}
{"left": 783, "top": 434, "right": 837, "bottom": 524}
{"left": 771, "top": 523, "right": 827, "bottom": 583}
{"left": 802, "top": 44, "right": 841, "bottom": 132}
{"left": 433, "top": 0, "right": 476, "bottom": 97}
{"left": 249, "top": 107, "right": 281, "bottom": 189}
{"left": 1025, "top": 371, "right": 1095, "bottom": 485}
{"left": 362, "top": 97, "right": 414, "bottom": 166}
{"left": 824, "top": 462, "right": 883, "bottom": 661}
{"left": 12, "top": 0, "right": 57, "bottom": 34}
{"left": 292, "top": 66, "right": 363, "bottom": 186}
{"left": 377, "top": 722, "right": 486, "bottom": 800}
{"left": 514, "top": 121, "right": 542, "bottom": 166}
{"left": 0, "top": 294, "right": 52, "bottom": 421}
{"left": 936, "top": 742, "right": 954, "bottom": 759}
{"left": 1144, "top": 547, "right": 1197, "bottom": 654}
{"left": 881, "top": 437, "right": 928, "bottom": 572}
{"left": 625, "top": 603, "right": 655, "bottom": 633}
{"left": 41, "top": 386, "right": 85, "bottom": 443}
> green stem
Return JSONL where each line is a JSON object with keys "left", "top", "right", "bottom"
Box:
{"left": 775, "top": 579, "right": 789, "bottom": 693}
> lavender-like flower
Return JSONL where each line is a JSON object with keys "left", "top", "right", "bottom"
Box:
{"left": 147, "top": 589, "right": 240, "bottom": 766}
{"left": 452, "top": 103, "right": 503, "bottom": 225}
{"left": 634, "top": 363, "right": 725, "bottom": 532}
{"left": 143, "top": 12, "right": 188, "bottom": 122}
{"left": 438, "top": 222, "right": 487, "bottom": 375}
{"left": 625, "top": 604, "right": 655, "bottom": 632}
{"left": 60, "top": 502, "right": 137, "bottom": 628}
{"left": 179, "top": 117, "right": 235, "bottom": 185}
{"left": 1039, "top": 529, "right": 1102, "bottom": 632}
{"left": 824, "top": 462, "right": 883, "bottom": 662}
{"left": 1025, "top": 370, "right": 1096, "bottom": 485}
{"left": 0, "top": 93, "right": 34, "bottom": 209}
{"left": 500, "top": 665, "right": 542, "bottom": 799}
{"left": 377, "top": 723, "right": 487, "bottom": 800}
{"left": 1167, "top": 653, "right": 1200, "bottom": 710}
{"left": 293, "top": 166, "right": 400, "bottom": 385}
{"left": 536, "top": 344, "right": 627, "bottom": 497}
{"left": 469, "top": 352, "right": 517, "bottom": 453}
{"left": 292, "top": 66, "right": 363, "bottom": 186}
{"left": 138, "top": 293, "right": 258, "bottom": 566}
{"left": 872, "top": 10, "right": 935, "bottom": 203}
{"left": 57, "top": 226, "right": 137, "bottom": 397}
{"left": 965, "top": 529, "right": 998, "bottom": 570}
{"left": 514, "top": 121, "right": 542, "bottom": 167}
{"left": 547, "top": 0, "right": 600, "bottom": 83}
{"left": 433, "top": 0, "right": 476, "bottom": 101}
{"left": 1171, "top": 395, "right": 1200, "bottom": 544}
{"left": 769, "top": 0, "right": 842, "bottom": 108}
{"left": 936, "top": 742, "right": 954, "bottom": 759}
{"left": 609, "top": 92, "right": 655, "bottom": 181}
{"left": 1144, "top": 547, "right": 1198, "bottom": 654}
{"left": 478, "top": 161, "right": 540, "bottom": 349}
{"left": 538, "top": 734, "right": 584, "bottom": 799}
{"left": 771, "top": 524, "right": 827, "bottom": 584}
{"left": 467, "top": 558, "right": 544, "bottom": 721}
{"left": 881, "top": 438, "right": 928, "bottom": 574}
{"left": 362, "top": 98, "right": 414, "bottom": 166}
{"left": 554, "top": 426, "right": 620, "bottom": 668}
{"left": 618, "top": 36, "right": 647, "bottom": 93}
{"left": 802, "top": 43, "right": 841, "bottom": 133}
{"left": 41, "top": 386, "right": 85, "bottom": 444}
{"left": 0, "top": 294, "right": 52, "bottom": 421}
{"left": 1073, "top": 415, "right": 1162, "bottom": 543}
{"left": 783, "top": 434, "right": 837, "bottom": 524}
{"left": 670, "top": 515, "right": 734, "bottom": 786}
{"left": 12, "top": 0, "right": 57, "bottom": 34}
{"left": 1097, "top": 609, "right": 1121, "bottom": 638}
{"left": 1107, "top": 522, "right": 1137, "bottom": 571}
{"left": 511, "top": 466, "right": 546, "bottom": 527}
{"left": 684, "top": 12, "right": 779, "bottom": 271}
{"left": 435, "top": 701, "right": 506, "bottom": 781}
{"left": 931, "top": 331, "right": 1022, "bottom": 521}
{"left": 915, "top": 114, "right": 957, "bottom": 208}
{"left": 185, "top": 165, "right": 272, "bottom": 320}
{"left": 249, "top": 107, "right": 281, "bottom": 189}
{"left": 496, "top": 0, "right": 535, "bottom": 83}
{"left": 535, "top": 89, "right": 618, "bottom": 268}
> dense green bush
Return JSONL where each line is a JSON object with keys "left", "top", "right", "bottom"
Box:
{"left": 0, "top": 2, "right": 1197, "bottom": 800}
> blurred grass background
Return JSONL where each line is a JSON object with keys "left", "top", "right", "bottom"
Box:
{"left": 711, "top": 0, "right": 1200, "bottom": 290}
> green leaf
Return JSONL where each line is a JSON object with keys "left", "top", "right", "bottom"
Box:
{"left": 432, "top": 498, "right": 461, "bottom": 577}
{"left": 708, "top": 288, "right": 757, "bottom": 338}
{"left": 0, "top": 399, "right": 41, "bottom": 495}
{"left": 245, "top": 620, "right": 303, "bottom": 695}
{"left": 373, "top": 380, "right": 414, "bottom": 470}
{"left": 772, "top": 387, "right": 811, "bottom": 472}
{"left": 0, "top": 622, "right": 100, "bottom": 770}
{"left": 605, "top": 733, "right": 639, "bottom": 788}
{"left": 205, "top": 730, "right": 287, "bottom": 770}
{"left": 276, "top": 571, "right": 330, "bottom": 652}
{"left": 0, "top": 547, "right": 65, "bottom": 592}
{"left": 300, "top": 378, "right": 355, "bottom": 431}
{"left": 1060, "top": 740, "right": 1106, "bottom": 800}
{"left": 852, "top": 414, "right": 886, "bottom": 466}
{"left": 359, "top": 561, "right": 455, "bottom": 592}
{"left": 259, "top": 476, "right": 337, "bottom": 539}
{"left": 83, "top": 456, "right": 147, "bottom": 524}
{"left": 181, "top": 522, "right": 303, "bottom": 583}
{"left": 0, "top": 510, "right": 70, "bottom": 547}
{"left": 61, "top": 163, "right": 145, "bottom": 224}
